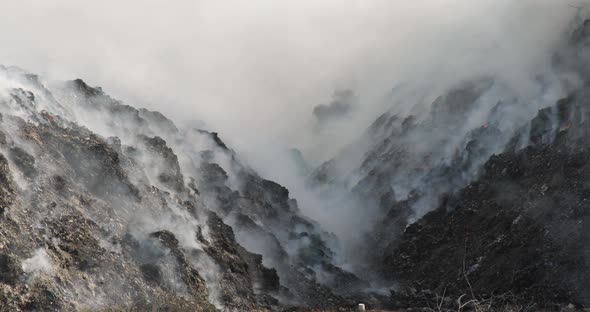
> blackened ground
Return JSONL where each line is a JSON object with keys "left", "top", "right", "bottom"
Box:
{"left": 380, "top": 93, "right": 590, "bottom": 310}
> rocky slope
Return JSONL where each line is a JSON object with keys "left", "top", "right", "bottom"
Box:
{"left": 378, "top": 92, "right": 590, "bottom": 309}
{"left": 306, "top": 13, "right": 590, "bottom": 311}
{"left": 0, "top": 67, "right": 366, "bottom": 311}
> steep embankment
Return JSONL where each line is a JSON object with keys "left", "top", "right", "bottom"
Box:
{"left": 0, "top": 67, "right": 362, "bottom": 311}
{"left": 379, "top": 18, "right": 590, "bottom": 310}
{"left": 383, "top": 94, "right": 590, "bottom": 310}
{"left": 305, "top": 13, "right": 590, "bottom": 311}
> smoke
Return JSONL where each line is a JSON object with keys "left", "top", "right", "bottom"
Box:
{"left": 0, "top": 0, "right": 586, "bottom": 301}
{"left": 22, "top": 248, "right": 53, "bottom": 277}
{"left": 0, "top": 0, "right": 578, "bottom": 165}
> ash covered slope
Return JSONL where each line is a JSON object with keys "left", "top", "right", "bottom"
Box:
{"left": 385, "top": 94, "right": 590, "bottom": 309}
{"left": 306, "top": 12, "right": 590, "bottom": 310}
{"left": 381, "top": 19, "right": 590, "bottom": 309}
{"left": 0, "top": 67, "right": 357, "bottom": 311}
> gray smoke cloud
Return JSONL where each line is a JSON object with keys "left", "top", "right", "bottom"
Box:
{"left": 0, "top": 0, "right": 578, "bottom": 166}
{"left": 22, "top": 248, "right": 53, "bottom": 277}
{"left": 0, "top": 0, "right": 585, "bottom": 287}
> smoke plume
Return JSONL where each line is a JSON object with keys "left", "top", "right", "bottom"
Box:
{"left": 0, "top": 0, "right": 586, "bottom": 297}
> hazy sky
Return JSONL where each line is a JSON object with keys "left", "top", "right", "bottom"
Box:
{"left": 0, "top": 0, "right": 577, "bottom": 165}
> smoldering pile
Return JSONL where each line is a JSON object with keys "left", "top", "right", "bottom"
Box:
{"left": 0, "top": 67, "right": 369, "bottom": 311}
{"left": 301, "top": 12, "right": 590, "bottom": 311}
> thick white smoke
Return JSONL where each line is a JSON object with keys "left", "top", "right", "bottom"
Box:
{"left": 0, "top": 0, "right": 578, "bottom": 165}
{"left": 0, "top": 0, "right": 584, "bottom": 283}
{"left": 22, "top": 248, "right": 53, "bottom": 278}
